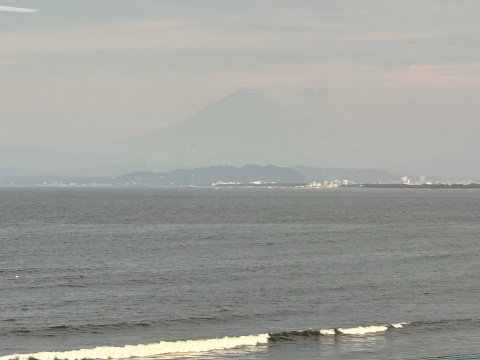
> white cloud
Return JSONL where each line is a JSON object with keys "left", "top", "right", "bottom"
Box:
{"left": 339, "top": 31, "right": 437, "bottom": 42}
{"left": 236, "top": 61, "right": 480, "bottom": 89}
{"left": 0, "top": 6, "right": 38, "bottom": 13}
{"left": 0, "top": 21, "right": 278, "bottom": 55}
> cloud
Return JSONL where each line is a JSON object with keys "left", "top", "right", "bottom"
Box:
{"left": 0, "top": 21, "right": 278, "bottom": 55}
{"left": 395, "top": 63, "right": 480, "bottom": 88}
{"left": 0, "top": 6, "right": 38, "bottom": 13}
{"left": 131, "top": 20, "right": 187, "bottom": 28}
{"left": 338, "top": 31, "right": 437, "bottom": 42}
{"left": 0, "top": 58, "right": 18, "bottom": 66}
{"left": 236, "top": 60, "right": 480, "bottom": 89}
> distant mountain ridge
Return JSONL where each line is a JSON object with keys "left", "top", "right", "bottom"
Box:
{"left": 113, "top": 164, "right": 307, "bottom": 186}
{"left": 0, "top": 165, "right": 307, "bottom": 186}
{"left": 2, "top": 89, "right": 478, "bottom": 180}
{"left": 0, "top": 164, "right": 459, "bottom": 186}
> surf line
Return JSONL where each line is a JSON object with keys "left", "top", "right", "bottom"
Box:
{"left": 0, "top": 334, "right": 270, "bottom": 360}
{"left": 269, "top": 322, "right": 408, "bottom": 341}
{"left": 0, "top": 322, "right": 409, "bottom": 360}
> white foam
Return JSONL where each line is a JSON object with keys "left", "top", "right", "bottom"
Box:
{"left": 0, "top": 334, "right": 269, "bottom": 360}
{"left": 318, "top": 322, "right": 409, "bottom": 336}
{"left": 337, "top": 325, "right": 388, "bottom": 335}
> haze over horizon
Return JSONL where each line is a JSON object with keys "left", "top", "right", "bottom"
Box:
{"left": 1, "top": 1, "right": 480, "bottom": 179}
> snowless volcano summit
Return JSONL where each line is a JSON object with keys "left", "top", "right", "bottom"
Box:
{"left": 121, "top": 89, "right": 308, "bottom": 168}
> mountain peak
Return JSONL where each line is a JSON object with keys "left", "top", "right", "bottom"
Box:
{"left": 231, "top": 87, "right": 264, "bottom": 98}
{"left": 121, "top": 88, "right": 297, "bottom": 167}
{"left": 210, "top": 88, "right": 277, "bottom": 111}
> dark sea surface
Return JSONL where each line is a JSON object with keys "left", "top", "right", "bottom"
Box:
{"left": 1, "top": 187, "right": 480, "bottom": 360}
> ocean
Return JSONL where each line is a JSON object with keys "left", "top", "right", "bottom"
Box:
{"left": 1, "top": 187, "right": 479, "bottom": 360}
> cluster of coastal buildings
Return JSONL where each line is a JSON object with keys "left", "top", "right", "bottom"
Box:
{"left": 304, "top": 176, "right": 478, "bottom": 189}
{"left": 399, "top": 176, "right": 475, "bottom": 186}
{"left": 305, "top": 180, "right": 354, "bottom": 188}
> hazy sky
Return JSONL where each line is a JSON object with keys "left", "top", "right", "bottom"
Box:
{"left": 1, "top": 1, "right": 480, "bottom": 177}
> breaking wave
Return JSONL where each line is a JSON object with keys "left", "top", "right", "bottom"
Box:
{"left": 268, "top": 322, "right": 408, "bottom": 341}
{"left": 0, "top": 322, "right": 409, "bottom": 360}
{"left": 0, "top": 334, "right": 269, "bottom": 360}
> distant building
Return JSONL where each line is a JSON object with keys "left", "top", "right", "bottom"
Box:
{"left": 305, "top": 179, "right": 353, "bottom": 188}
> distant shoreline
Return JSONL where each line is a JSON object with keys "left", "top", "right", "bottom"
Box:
{"left": 1, "top": 183, "right": 479, "bottom": 189}
{"left": 347, "top": 183, "right": 480, "bottom": 189}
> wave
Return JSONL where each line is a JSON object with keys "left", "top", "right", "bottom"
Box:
{"left": 268, "top": 322, "right": 408, "bottom": 341}
{"left": 0, "top": 322, "right": 409, "bottom": 360}
{"left": 0, "top": 334, "right": 269, "bottom": 360}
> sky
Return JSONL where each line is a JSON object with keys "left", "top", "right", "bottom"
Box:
{"left": 1, "top": 0, "right": 480, "bottom": 178}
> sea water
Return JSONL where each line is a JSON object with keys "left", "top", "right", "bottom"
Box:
{"left": 1, "top": 187, "right": 479, "bottom": 360}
